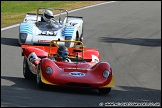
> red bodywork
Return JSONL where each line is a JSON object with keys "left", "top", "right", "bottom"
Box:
{"left": 41, "top": 59, "right": 113, "bottom": 88}
{"left": 21, "top": 41, "right": 114, "bottom": 89}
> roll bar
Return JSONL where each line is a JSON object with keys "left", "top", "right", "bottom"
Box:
{"left": 36, "top": 8, "right": 69, "bottom": 23}
{"left": 48, "top": 40, "right": 84, "bottom": 58}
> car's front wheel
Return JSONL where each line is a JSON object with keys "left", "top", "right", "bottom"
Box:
{"left": 23, "top": 57, "right": 33, "bottom": 79}
{"left": 98, "top": 88, "right": 111, "bottom": 94}
{"left": 36, "top": 64, "right": 45, "bottom": 88}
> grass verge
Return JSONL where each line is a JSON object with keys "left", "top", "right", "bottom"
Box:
{"left": 1, "top": 1, "right": 105, "bottom": 28}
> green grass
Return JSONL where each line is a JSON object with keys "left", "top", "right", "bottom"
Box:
{"left": 1, "top": 1, "right": 104, "bottom": 27}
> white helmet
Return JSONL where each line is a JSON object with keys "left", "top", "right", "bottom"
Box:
{"left": 43, "top": 9, "right": 54, "bottom": 22}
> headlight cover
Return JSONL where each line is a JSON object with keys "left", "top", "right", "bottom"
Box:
{"left": 102, "top": 70, "right": 110, "bottom": 78}
{"left": 45, "top": 66, "right": 53, "bottom": 75}
{"left": 20, "top": 33, "right": 27, "bottom": 43}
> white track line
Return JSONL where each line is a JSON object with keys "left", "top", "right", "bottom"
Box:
{"left": 1, "top": 1, "right": 117, "bottom": 31}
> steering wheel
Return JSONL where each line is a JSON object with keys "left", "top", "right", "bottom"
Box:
{"left": 64, "top": 58, "right": 71, "bottom": 62}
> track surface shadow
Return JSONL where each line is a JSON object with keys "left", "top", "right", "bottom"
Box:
{"left": 1, "top": 76, "right": 161, "bottom": 107}
{"left": 1, "top": 37, "right": 20, "bottom": 47}
{"left": 99, "top": 37, "right": 161, "bottom": 47}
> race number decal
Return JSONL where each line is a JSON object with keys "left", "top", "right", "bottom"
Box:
{"left": 92, "top": 55, "right": 99, "bottom": 63}
{"left": 28, "top": 52, "right": 38, "bottom": 63}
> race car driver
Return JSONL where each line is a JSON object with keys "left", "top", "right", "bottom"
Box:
{"left": 56, "top": 46, "right": 71, "bottom": 62}
{"left": 43, "top": 9, "right": 62, "bottom": 29}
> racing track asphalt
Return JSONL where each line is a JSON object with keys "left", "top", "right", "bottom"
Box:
{"left": 1, "top": 1, "right": 161, "bottom": 107}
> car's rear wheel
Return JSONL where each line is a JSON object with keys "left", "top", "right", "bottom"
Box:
{"left": 23, "top": 57, "right": 33, "bottom": 79}
{"left": 76, "top": 31, "right": 80, "bottom": 41}
{"left": 76, "top": 31, "right": 82, "bottom": 45}
{"left": 98, "top": 88, "right": 111, "bottom": 94}
{"left": 80, "top": 24, "right": 84, "bottom": 42}
{"left": 36, "top": 64, "right": 45, "bottom": 88}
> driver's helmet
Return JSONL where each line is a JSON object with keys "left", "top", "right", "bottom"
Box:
{"left": 57, "top": 46, "right": 69, "bottom": 60}
{"left": 43, "top": 9, "right": 54, "bottom": 22}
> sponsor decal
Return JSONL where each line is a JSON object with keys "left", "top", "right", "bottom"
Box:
{"left": 69, "top": 72, "right": 85, "bottom": 77}
{"left": 40, "top": 31, "right": 57, "bottom": 36}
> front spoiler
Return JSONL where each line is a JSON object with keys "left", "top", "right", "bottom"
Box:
{"left": 41, "top": 72, "right": 115, "bottom": 88}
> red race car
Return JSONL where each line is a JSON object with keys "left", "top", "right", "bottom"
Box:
{"left": 21, "top": 40, "right": 115, "bottom": 94}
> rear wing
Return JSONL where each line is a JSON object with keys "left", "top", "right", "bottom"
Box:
{"left": 68, "top": 16, "right": 83, "bottom": 19}
{"left": 63, "top": 16, "right": 83, "bottom": 25}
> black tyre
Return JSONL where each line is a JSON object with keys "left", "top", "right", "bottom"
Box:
{"left": 36, "top": 64, "right": 45, "bottom": 88}
{"left": 23, "top": 57, "right": 33, "bottom": 79}
{"left": 76, "top": 31, "right": 80, "bottom": 41}
{"left": 80, "top": 24, "right": 84, "bottom": 42}
{"left": 98, "top": 88, "right": 111, "bottom": 95}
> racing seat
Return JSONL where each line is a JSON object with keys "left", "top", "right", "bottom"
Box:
{"left": 72, "top": 49, "right": 85, "bottom": 63}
